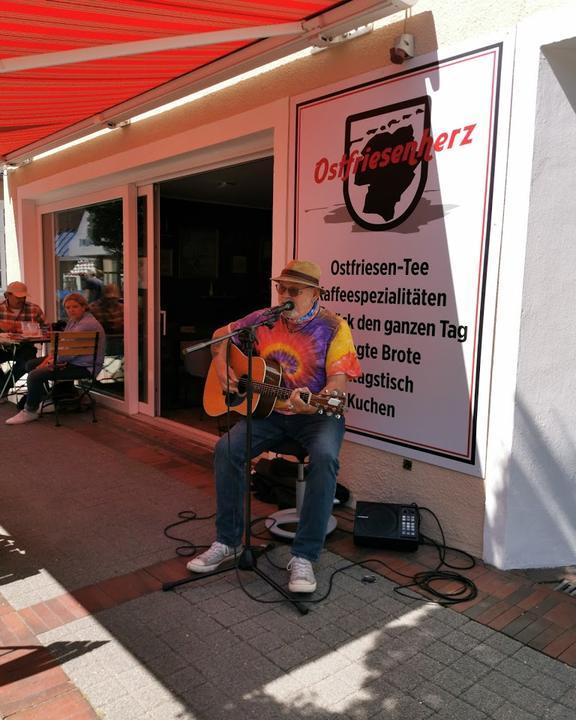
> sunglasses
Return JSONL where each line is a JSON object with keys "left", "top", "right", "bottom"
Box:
{"left": 275, "top": 283, "right": 307, "bottom": 297}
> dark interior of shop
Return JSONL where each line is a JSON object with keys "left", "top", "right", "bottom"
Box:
{"left": 158, "top": 156, "right": 273, "bottom": 430}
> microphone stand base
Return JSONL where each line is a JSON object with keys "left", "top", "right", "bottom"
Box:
{"left": 162, "top": 546, "right": 309, "bottom": 615}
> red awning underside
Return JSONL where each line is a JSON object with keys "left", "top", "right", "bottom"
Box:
{"left": 0, "top": 0, "right": 346, "bottom": 159}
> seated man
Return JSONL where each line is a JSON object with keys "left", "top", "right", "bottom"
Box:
{"left": 186, "top": 260, "right": 361, "bottom": 593}
{"left": 89, "top": 284, "right": 124, "bottom": 360}
{"left": 5, "top": 293, "right": 105, "bottom": 425}
{"left": 89, "top": 284, "right": 124, "bottom": 334}
{"left": 0, "top": 281, "right": 46, "bottom": 395}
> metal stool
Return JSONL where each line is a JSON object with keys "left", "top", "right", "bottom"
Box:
{"left": 264, "top": 438, "right": 337, "bottom": 540}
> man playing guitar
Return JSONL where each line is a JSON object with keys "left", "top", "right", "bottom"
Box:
{"left": 187, "top": 259, "right": 361, "bottom": 593}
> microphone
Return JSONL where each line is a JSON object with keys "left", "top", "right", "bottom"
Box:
{"left": 263, "top": 300, "right": 295, "bottom": 317}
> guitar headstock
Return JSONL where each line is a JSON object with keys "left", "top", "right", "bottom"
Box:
{"left": 310, "top": 390, "right": 346, "bottom": 418}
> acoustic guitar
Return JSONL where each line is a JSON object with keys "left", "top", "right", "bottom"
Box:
{"left": 203, "top": 344, "right": 345, "bottom": 418}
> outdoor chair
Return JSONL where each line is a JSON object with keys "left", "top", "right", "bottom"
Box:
{"left": 40, "top": 331, "right": 99, "bottom": 426}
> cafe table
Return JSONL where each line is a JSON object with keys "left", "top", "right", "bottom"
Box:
{"left": 0, "top": 332, "right": 51, "bottom": 400}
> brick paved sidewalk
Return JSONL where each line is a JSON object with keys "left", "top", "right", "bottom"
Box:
{"left": 1, "top": 405, "right": 575, "bottom": 719}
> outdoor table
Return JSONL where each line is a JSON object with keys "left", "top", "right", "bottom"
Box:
{"left": 0, "top": 332, "right": 51, "bottom": 399}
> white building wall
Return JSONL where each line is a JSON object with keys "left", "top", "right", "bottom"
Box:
{"left": 499, "top": 42, "right": 576, "bottom": 568}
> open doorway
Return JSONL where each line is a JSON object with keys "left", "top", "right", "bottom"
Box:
{"left": 158, "top": 156, "right": 273, "bottom": 433}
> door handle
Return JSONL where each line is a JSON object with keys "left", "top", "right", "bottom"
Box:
{"left": 160, "top": 310, "right": 167, "bottom": 337}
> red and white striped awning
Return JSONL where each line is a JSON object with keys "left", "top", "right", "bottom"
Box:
{"left": 0, "top": 0, "right": 415, "bottom": 162}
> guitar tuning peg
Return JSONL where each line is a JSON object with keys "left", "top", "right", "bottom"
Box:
{"left": 335, "top": 413, "right": 341, "bottom": 419}
{"left": 317, "top": 408, "right": 324, "bottom": 415}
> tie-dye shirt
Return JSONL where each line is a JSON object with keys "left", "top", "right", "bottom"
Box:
{"left": 230, "top": 306, "right": 361, "bottom": 410}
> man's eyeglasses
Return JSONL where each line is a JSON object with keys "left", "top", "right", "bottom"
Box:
{"left": 275, "top": 283, "right": 306, "bottom": 297}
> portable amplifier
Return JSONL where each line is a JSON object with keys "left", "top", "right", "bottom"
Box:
{"left": 353, "top": 501, "right": 420, "bottom": 552}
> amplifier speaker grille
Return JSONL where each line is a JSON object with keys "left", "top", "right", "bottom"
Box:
{"left": 353, "top": 501, "right": 419, "bottom": 552}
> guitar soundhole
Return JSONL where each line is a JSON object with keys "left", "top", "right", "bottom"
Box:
{"left": 223, "top": 390, "right": 246, "bottom": 407}
{"left": 236, "top": 376, "right": 249, "bottom": 395}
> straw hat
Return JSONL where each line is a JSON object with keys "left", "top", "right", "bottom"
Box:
{"left": 6, "top": 281, "right": 27, "bottom": 298}
{"left": 271, "top": 260, "right": 322, "bottom": 289}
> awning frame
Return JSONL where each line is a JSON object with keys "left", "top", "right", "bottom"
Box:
{"left": 2, "top": 0, "right": 417, "bottom": 165}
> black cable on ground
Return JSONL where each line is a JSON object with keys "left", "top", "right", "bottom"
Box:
{"left": 163, "top": 510, "right": 215, "bottom": 557}
{"left": 164, "top": 502, "right": 478, "bottom": 608}
{"left": 389, "top": 505, "right": 478, "bottom": 605}
{"left": 247, "top": 505, "right": 478, "bottom": 607}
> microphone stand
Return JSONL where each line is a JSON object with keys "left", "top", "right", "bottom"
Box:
{"left": 163, "top": 314, "right": 308, "bottom": 615}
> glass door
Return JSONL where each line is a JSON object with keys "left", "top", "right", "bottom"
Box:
{"left": 156, "top": 157, "right": 273, "bottom": 433}
{"left": 136, "top": 185, "right": 157, "bottom": 416}
{"left": 43, "top": 198, "right": 125, "bottom": 399}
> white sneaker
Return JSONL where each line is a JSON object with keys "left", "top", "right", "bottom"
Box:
{"left": 287, "top": 556, "right": 317, "bottom": 593}
{"left": 186, "top": 541, "right": 243, "bottom": 573}
{"left": 5, "top": 409, "right": 39, "bottom": 425}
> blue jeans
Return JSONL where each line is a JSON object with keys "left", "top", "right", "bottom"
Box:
{"left": 214, "top": 411, "right": 346, "bottom": 562}
{"left": 24, "top": 358, "right": 90, "bottom": 411}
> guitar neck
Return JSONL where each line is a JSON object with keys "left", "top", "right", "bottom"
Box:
{"left": 240, "top": 378, "right": 310, "bottom": 404}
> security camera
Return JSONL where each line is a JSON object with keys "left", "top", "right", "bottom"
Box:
{"left": 390, "top": 33, "right": 415, "bottom": 64}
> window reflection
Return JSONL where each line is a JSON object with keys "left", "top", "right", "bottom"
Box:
{"left": 53, "top": 199, "right": 124, "bottom": 398}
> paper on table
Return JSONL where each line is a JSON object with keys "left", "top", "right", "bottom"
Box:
{"left": 21, "top": 321, "right": 41, "bottom": 336}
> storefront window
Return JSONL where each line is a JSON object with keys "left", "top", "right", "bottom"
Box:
{"left": 0, "top": 197, "right": 6, "bottom": 291}
{"left": 137, "top": 195, "right": 147, "bottom": 403}
{"left": 50, "top": 199, "right": 124, "bottom": 398}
